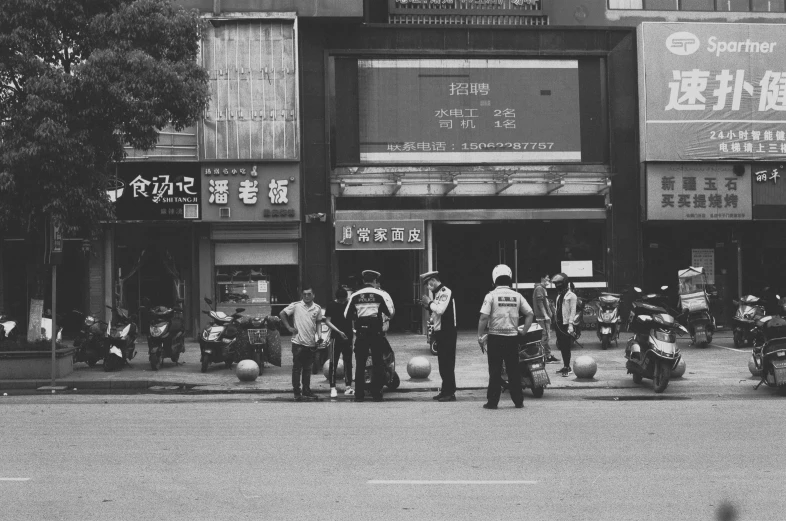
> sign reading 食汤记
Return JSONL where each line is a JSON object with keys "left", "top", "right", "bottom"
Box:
{"left": 640, "top": 22, "right": 786, "bottom": 161}
{"left": 646, "top": 163, "right": 752, "bottom": 220}
{"left": 335, "top": 220, "right": 425, "bottom": 250}
{"left": 358, "top": 59, "right": 581, "bottom": 164}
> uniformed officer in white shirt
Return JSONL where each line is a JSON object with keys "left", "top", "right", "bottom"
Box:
{"left": 477, "top": 264, "right": 535, "bottom": 409}
{"left": 420, "top": 271, "right": 458, "bottom": 402}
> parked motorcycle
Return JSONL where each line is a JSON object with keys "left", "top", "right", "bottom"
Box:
{"left": 752, "top": 315, "right": 786, "bottom": 394}
{"left": 677, "top": 267, "right": 715, "bottom": 348}
{"left": 625, "top": 290, "right": 686, "bottom": 393}
{"left": 596, "top": 293, "right": 621, "bottom": 350}
{"left": 103, "top": 305, "right": 138, "bottom": 372}
{"left": 364, "top": 338, "right": 401, "bottom": 391}
{"left": 41, "top": 309, "right": 63, "bottom": 342}
{"left": 0, "top": 311, "right": 18, "bottom": 344}
{"left": 71, "top": 310, "right": 108, "bottom": 367}
{"left": 198, "top": 297, "right": 245, "bottom": 373}
{"left": 235, "top": 314, "right": 277, "bottom": 376}
{"left": 732, "top": 295, "right": 766, "bottom": 348}
{"left": 143, "top": 300, "right": 185, "bottom": 371}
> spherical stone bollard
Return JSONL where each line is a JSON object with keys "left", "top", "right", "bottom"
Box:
{"left": 572, "top": 355, "right": 597, "bottom": 379}
{"left": 672, "top": 358, "right": 686, "bottom": 378}
{"left": 322, "top": 359, "right": 344, "bottom": 380}
{"left": 236, "top": 360, "right": 260, "bottom": 382}
{"left": 749, "top": 355, "right": 762, "bottom": 377}
{"left": 407, "top": 356, "right": 432, "bottom": 379}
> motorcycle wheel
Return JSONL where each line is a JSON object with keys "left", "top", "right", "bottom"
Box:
{"left": 201, "top": 359, "right": 209, "bottom": 373}
{"left": 225, "top": 360, "right": 233, "bottom": 369}
{"left": 430, "top": 340, "right": 438, "bottom": 356}
{"left": 632, "top": 372, "right": 643, "bottom": 384}
{"left": 87, "top": 358, "right": 99, "bottom": 367}
{"left": 653, "top": 361, "right": 671, "bottom": 394}
{"left": 149, "top": 353, "right": 160, "bottom": 371}
{"left": 601, "top": 335, "right": 610, "bottom": 350}
{"left": 733, "top": 330, "right": 744, "bottom": 349}
{"left": 386, "top": 372, "right": 400, "bottom": 391}
{"left": 532, "top": 386, "right": 544, "bottom": 398}
{"left": 171, "top": 353, "right": 180, "bottom": 363}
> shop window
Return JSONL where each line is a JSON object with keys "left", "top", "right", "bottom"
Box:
{"left": 680, "top": 0, "right": 715, "bottom": 10}
{"left": 752, "top": 0, "right": 784, "bottom": 10}
{"left": 608, "top": 0, "right": 644, "bottom": 8}
{"left": 644, "top": 0, "right": 679, "bottom": 9}
{"left": 215, "top": 265, "right": 298, "bottom": 316}
{"left": 717, "top": 0, "right": 752, "bottom": 9}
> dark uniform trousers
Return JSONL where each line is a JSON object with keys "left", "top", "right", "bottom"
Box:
{"left": 487, "top": 334, "right": 523, "bottom": 406}
{"left": 354, "top": 332, "right": 386, "bottom": 399}
{"left": 435, "top": 329, "right": 458, "bottom": 396}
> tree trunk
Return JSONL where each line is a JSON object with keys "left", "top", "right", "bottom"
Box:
{"left": 26, "top": 262, "right": 47, "bottom": 342}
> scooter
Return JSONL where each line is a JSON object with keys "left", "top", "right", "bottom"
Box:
{"left": 103, "top": 305, "right": 138, "bottom": 372}
{"left": 677, "top": 267, "right": 715, "bottom": 348}
{"left": 732, "top": 295, "right": 766, "bottom": 348}
{"left": 596, "top": 293, "right": 621, "bottom": 350}
{"left": 498, "top": 323, "right": 550, "bottom": 397}
{"left": 235, "top": 314, "right": 274, "bottom": 376}
{"left": 625, "top": 291, "right": 686, "bottom": 393}
{"left": 198, "top": 297, "right": 245, "bottom": 373}
{"left": 144, "top": 301, "right": 186, "bottom": 370}
{"left": 752, "top": 315, "right": 786, "bottom": 394}
{"left": 71, "top": 310, "right": 108, "bottom": 367}
{"left": 0, "top": 311, "right": 18, "bottom": 344}
{"left": 364, "top": 341, "right": 401, "bottom": 392}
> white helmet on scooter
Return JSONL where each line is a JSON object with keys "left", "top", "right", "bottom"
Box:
{"left": 492, "top": 264, "right": 513, "bottom": 284}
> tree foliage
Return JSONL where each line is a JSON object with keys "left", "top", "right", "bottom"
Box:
{"left": 0, "top": 0, "right": 209, "bottom": 237}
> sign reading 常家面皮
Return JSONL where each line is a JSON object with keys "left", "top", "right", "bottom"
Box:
{"left": 358, "top": 59, "right": 581, "bottom": 164}
{"left": 111, "top": 163, "right": 201, "bottom": 221}
{"left": 646, "top": 163, "right": 752, "bottom": 220}
{"left": 199, "top": 163, "right": 300, "bottom": 222}
{"left": 639, "top": 22, "right": 786, "bottom": 161}
{"left": 335, "top": 220, "right": 425, "bottom": 250}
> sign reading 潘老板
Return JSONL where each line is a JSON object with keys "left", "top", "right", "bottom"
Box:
{"left": 335, "top": 220, "right": 425, "bottom": 250}
{"left": 358, "top": 59, "right": 581, "bottom": 164}
{"left": 639, "top": 22, "right": 786, "bottom": 161}
{"left": 646, "top": 163, "right": 752, "bottom": 220}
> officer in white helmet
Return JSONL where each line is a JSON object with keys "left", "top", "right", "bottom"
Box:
{"left": 477, "top": 264, "right": 535, "bottom": 409}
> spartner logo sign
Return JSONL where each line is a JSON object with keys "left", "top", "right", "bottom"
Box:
{"left": 667, "top": 32, "right": 777, "bottom": 57}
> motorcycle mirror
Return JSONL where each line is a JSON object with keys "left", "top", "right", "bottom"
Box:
{"left": 660, "top": 285, "right": 668, "bottom": 291}
{"left": 204, "top": 297, "right": 213, "bottom": 305}
{"left": 201, "top": 310, "right": 210, "bottom": 315}
{"left": 236, "top": 308, "right": 246, "bottom": 313}
{"left": 634, "top": 287, "right": 642, "bottom": 293}
{"left": 778, "top": 295, "right": 782, "bottom": 300}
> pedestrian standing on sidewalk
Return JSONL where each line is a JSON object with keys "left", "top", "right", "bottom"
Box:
{"left": 419, "top": 271, "right": 458, "bottom": 402}
{"left": 280, "top": 286, "right": 324, "bottom": 402}
{"left": 325, "top": 287, "right": 354, "bottom": 398}
{"left": 552, "top": 273, "right": 578, "bottom": 377}
{"left": 345, "top": 270, "right": 395, "bottom": 402}
{"left": 477, "top": 264, "right": 535, "bottom": 410}
{"left": 533, "top": 273, "right": 559, "bottom": 364}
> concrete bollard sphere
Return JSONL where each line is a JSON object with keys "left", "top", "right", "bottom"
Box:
{"left": 749, "top": 355, "right": 762, "bottom": 376}
{"left": 407, "top": 356, "right": 432, "bottom": 379}
{"left": 323, "top": 359, "right": 344, "bottom": 380}
{"left": 236, "top": 360, "right": 260, "bottom": 382}
{"left": 672, "top": 358, "right": 686, "bottom": 378}
{"left": 572, "top": 355, "right": 597, "bottom": 379}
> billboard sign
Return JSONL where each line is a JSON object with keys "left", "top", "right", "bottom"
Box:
{"left": 640, "top": 22, "right": 786, "bottom": 161}
{"left": 358, "top": 59, "right": 582, "bottom": 164}
{"left": 646, "top": 163, "right": 751, "bottom": 220}
{"left": 111, "top": 163, "right": 201, "bottom": 221}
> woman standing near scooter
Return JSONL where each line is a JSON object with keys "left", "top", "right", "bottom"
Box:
{"left": 552, "top": 273, "right": 578, "bottom": 377}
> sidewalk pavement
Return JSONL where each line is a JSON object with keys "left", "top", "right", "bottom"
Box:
{"left": 0, "top": 327, "right": 759, "bottom": 394}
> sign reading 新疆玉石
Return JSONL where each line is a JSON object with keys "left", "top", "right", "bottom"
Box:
{"left": 335, "top": 220, "right": 425, "bottom": 250}
{"left": 639, "top": 22, "right": 786, "bottom": 161}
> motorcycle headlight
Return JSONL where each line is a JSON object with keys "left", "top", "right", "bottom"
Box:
{"left": 84, "top": 316, "right": 95, "bottom": 327}
{"left": 222, "top": 337, "right": 233, "bottom": 343}
{"left": 150, "top": 324, "right": 168, "bottom": 337}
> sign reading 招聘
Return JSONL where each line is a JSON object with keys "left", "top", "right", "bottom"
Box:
{"left": 335, "top": 220, "right": 425, "bottom": 250}
{"left": 639, "top": 22, "right": 786, "bottom": 161}
{"left": 646, "top": 163, "right": 752, "bottom": 220}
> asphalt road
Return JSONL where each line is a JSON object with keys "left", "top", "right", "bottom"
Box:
{"left": 0, "top": 392, "right": 781, "bottom": 521}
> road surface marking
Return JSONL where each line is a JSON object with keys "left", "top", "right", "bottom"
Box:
{"left": 0, "top": 478, "right": 30, "bottom": 482}
{"left": 711, "top": 343, "right": 750, "bottom": 353}
{"left": 367, "top": 480, "right": 537, "bottom": 485}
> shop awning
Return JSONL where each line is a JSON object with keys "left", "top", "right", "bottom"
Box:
{"left": 335, "top": 208, "right": 606, "bottom": 221}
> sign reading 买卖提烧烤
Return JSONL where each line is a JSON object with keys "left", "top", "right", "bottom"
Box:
{"left": 639, "top": 22, "right": 786, "bottom": 161}
{"left": 358, "top": 59, "right": 581, "bottom": 164}
{"left": 335, "top": 220, "right": 425, "bottom": 250}
{"left": 646, "top": 163, "right": 752, "bottom": 221}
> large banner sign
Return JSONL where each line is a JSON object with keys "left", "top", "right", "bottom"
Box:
{"left": 358, "top": 59, "right": 582, "bottom": 164}
{"left": 646, "top": 163, "right": 751, "bottom": 221}
{"left": 639, "top": 22, "right": 786, "bottom": 161}
{"left": 111, "top": 163, "right": 200, "bottom": 221}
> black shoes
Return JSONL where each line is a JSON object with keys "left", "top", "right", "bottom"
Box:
{"left": 515, "top": 403, "right": 524, "bottom": 409}
{"left": 372, "top": 395, "right": 384, "bottom": 402}
{"left": 433, "top": 393, "right": 443, "bottom": 400}
{"left": 354, "top": 396, "right": 365, "bottom": 402}
{"left": 437, "top": 395, "right": 456, "bottom": 402}
{"left": 482, "top": 403, "right": 497, "bottom": 409}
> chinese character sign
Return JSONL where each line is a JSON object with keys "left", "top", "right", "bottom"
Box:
{"left": 640, "top": 22, "right": 786, "bottom": 161}
{"left": 751, "top": 162, "right": 786, "bottom": 219}
{"left": 358, "top": 59, "right": 581, "bottom": 164}
{"left": 646, "top": 164, "right": 751, "bottom": 220}
{"left": 335, "top": 220, "right": 425, "bottom": 250}
{"left": 112, "top": 164, "right": 201, "bottom": 221}
{"left": 199, "top": 163, "right": 300, "bottom": 222}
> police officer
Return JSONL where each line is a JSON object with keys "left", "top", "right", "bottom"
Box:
{"left": 420, "top": 271, "right": 458, "bottom": 402}
{"left": 344, "top": 270, "right": 395, "bottom": 402}
{"left": 477, "top": 264, "right": 535, "bottom": 410}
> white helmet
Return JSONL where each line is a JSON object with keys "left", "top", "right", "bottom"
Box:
{"left": 492, "top": 264, "right": 513, "bottom": 283}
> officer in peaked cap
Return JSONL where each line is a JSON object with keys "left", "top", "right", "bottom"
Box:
{"left": 420, "top": 270, "right": 458, "bottom": 402}
{"left": 344, "top": 269, "right": 395, "bottom": 402}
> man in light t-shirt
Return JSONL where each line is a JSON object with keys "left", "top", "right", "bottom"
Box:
{"left": 280, "top": 286, "right": 324, "bottom": 402}
{"left": 477, "top": 264, "right": 534, "bottom": 410}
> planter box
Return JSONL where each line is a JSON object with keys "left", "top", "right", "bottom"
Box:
{"left": 0, "top": 347, "right": 75, "bottom": 379}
